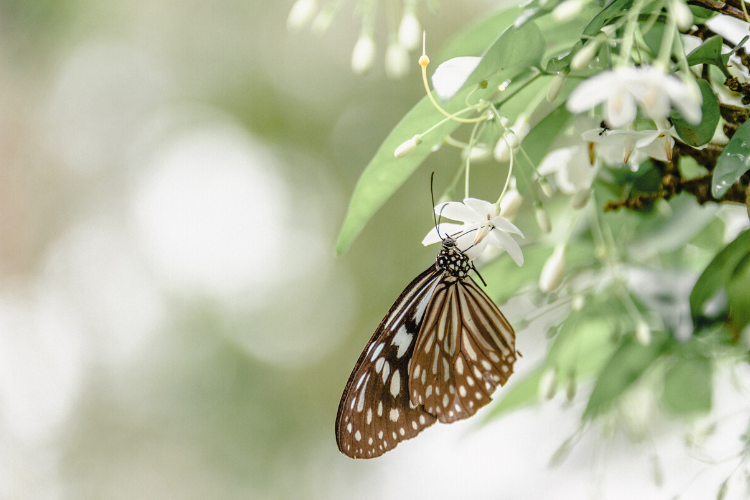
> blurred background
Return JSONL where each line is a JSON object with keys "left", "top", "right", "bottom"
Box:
{"left": 0, "top": 1, "right": 748, "bottom": 499}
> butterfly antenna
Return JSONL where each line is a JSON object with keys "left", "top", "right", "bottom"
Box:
{"left": 430, "top": 172, "right": 445, "bottom": 240}
{"left": 471, "top": 263, "right": 487, "bottom": 287}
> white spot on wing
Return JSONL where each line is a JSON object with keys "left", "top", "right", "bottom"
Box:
{"left": 375, "top": 357, "right": 385, "bottom": 373}
{"left": 391, "top": 325, "right": 414, "bottom": 359}
{"left": 382, "top": 361, "right": 391, "bottom": 384}
{"left": 371, "top": 343, "right": 385, "bottom": 361}
{"left": 390, "top": 370, "right": 401, "bottom": 397}
{"left": 389, "top": 408, "right": 399, "bottom": 422}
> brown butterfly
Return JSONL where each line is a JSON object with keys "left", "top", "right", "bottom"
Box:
{"left": 335, "top": 233, "right": 517, "bottom": 458}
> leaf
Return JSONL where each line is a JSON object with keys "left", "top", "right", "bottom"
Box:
{"left": 335, "top": 22, "right": 546, "bottom": 255}
{"left": 584, "top": 332, "right": 669, "bottom": 419}
{"left": 482, "top": 364, "right": 545, "bottom": 420}
{"left": 671, "top": 79, "right": 720, "bottom": 147}
{"left": 582, "top": 0, "right": 633, "bottom": 38}
{"left": 727, "top": 252, "right": 750, "bottom": 328}
{"left": 690, "top": 230, "right": 750, "bottom": 324}
{"left": 712, "top": 118, "right": 750, "bottom": 199}
{"left": 662, "top": 356, "right": 712, "bottom": 415}
{"left": 686, "top": 36, "right": 731, "bottom": 79}
{"left": 438, "top": 6, "right": 521, "bottom": 61}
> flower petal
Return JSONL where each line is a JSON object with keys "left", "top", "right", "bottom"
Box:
{"left": 462, "top": 197, "right": 495, "bottom": 218}
{"left": 461, "top": 233, "right": 490, "bottom": 260}
{"left": 422, "top": 223, "right": 465, "bottom": 246}
{"left": 435, "top": 201, "right": 482, "bottom": 223}
{"left": 606, "top": 91, "right": 637, "bottom": 128}
{"left": 566, "top": 72, "right": 616, "bottom": 113}
{"left": 488, "top": 215, "right": 524, "bottom": 238}
{"left": 431, "top": 57, "right": 481, "bottom": 100}
{"left": 489, "top": 230, "right": 524, "bottom": 266}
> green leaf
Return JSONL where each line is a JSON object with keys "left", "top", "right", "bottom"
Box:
{"left": 686, "top": 36, "right": 731, "bottom": 78}
{"left": 727, "top": 253, "right": 750, "bottom": 328}
{"left": 482, "top": 246, "right": 553, "bottom": 303}
{"left": 690, "top": 229, "right": 750, "bottom": 324}
{"left": 662, "top": 356, "right": 712, "bottom": 415}
{"left": 671, "top": 79, "right": 720, "bottom": 147}
{"left": 335, "top": 22, "right": 546, "bottom": 255}
{"left": 584, "top": 332, "right": 669, "bottom": 419}
{"left": 438, "top": 6, "right": 521, "bottom": 61}
{"left": 582, "top": 0, "right": 633, "bottom": 38}
{"left": 483, "top": 364, "right": 545, "bottom": 420}
{"left": 712, "top": 119, "right": 750, "bottom": 199}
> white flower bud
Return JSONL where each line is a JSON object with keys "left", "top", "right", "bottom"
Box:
{"left": 540, "top": 368, "right": 557, "bottom": 400}
{"left": 499, "top": 116, "right": 511, "bottom": 128}
{"left": 672, "top": 0, "right": 694, "bottom": 31}
{"left": 535, "top": 206, "right": 552, "bottom": 233}
{"left": 553, "top": 0, "right": 585, "bottom": 22}
{"left": 398, "top": 12, "right": 422, "bottom": 52}
{"left": 394, "top": 134, "right": 422, "bottom": 158}
{"left": 547, "top": 72, "right": 566, "bottom": 102}
{"left": 461, "top": 146, "right": 491, "bottom": 163}
{"left": 571, "top": 294, "right": 585, "bottom": 311}
{"left": 385, "top": 42, "right": 410, "bottom": 79}
{"left": 635, "top": 320, "right": 652, "bottom": 346}
{"left": 499, "top": 188, "right": 523, "bottom": 218}
{"left": 505, "top": 131, "right": 519, "bottom": 150}
{"left": 538, "top": 176, "right": 554, "bottom": 198}
{"left": 539, "top": 243, "right": 566, "bottom": 292}
{"left": 565, "top": 375, "right": 577, "bottom": 401}
{"left": 351, "top": 34, "right": 376, "bottom": 75}
{"left": 571, "top": 40, "right": 599, "bottom": 70}
{"left": 570, "top": 188, "right": 591, "bottom": 209}
{"left": 311, "top": 9, "right": 335, "bottom": 33}
{"left": 494, "top": 137, "right": 511, "bottom": 162}
{"left": 287, "top": 0, "right": 318, "bottom": 32}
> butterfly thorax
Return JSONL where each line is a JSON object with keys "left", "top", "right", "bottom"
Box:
{"left": 435, "top": 237, "right": 471, "bottom": 278}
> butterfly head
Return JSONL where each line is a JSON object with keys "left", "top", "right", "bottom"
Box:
{"left": 436, "top": 236, "right": 471, "bottom": 277}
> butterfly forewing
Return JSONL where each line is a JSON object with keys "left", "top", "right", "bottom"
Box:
{"left": 408, "top": 276, "right": 516, "bottom": 423}
{"left": 335, "top": 267, "right": 441, "bottom": 459}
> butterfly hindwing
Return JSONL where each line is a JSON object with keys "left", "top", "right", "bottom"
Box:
{"left": 408, "top": 275, "right": 516, "bottom": 423}
{"left": 335, "top": 267, "right": 441, "bottom": 459}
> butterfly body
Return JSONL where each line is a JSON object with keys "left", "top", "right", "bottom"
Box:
{"left": 336, "top": 237, "right": 516, "bottom": 459}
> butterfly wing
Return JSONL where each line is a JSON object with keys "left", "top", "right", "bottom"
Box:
{"left": 408, "top": 275, "right": 516, "bottom": 423}
{"left": 335, "top": 267, "right": 442, "bottom": 459}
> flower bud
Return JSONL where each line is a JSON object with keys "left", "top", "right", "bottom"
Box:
{"left": 672, "top": 0, "right": 694, "bottom": 30}
{"left": 505, "top": 131, "right": 519, "bottom": 150}
{"left": 287, "top": 0, "right": 318, "bottom": 32}
{"left": 535, "top": 205, "right": 552, "bottom": 234}
{"left": 385, "top": 42, "right": 410, "bottom": 79}
{"left": 461, "top": 145, "right": 491, "bottom": 163}
{"left": 398, "top": 12, "right": 422, "bottom": 51}
{"left": 311, "top": 8, "right": 335, "bottom": 33}
{"left": 351, "top": 33, "right": 376, "bottom": 75}
{"left": 553, "top": 0, "right": 585, "bottom": 21}
{"left": 539, "top": 243, "right": 566, "bottom": 292}
{"left": 394, "top": 134, "right": 422, "bottom": 158}
{"left": 540, "top": 368, "right": 557, "bottom": 400}
{"left": 570, "top": 188, "right": 591, "bottom": 209}
{"left": 635, "top": 320, "right": 652, "bottom": 346}
{"left": 494, "top": 137, "right": 511, "bottom": 163}
{"left": 499, "top": 188, "right": 523, "bottom": 218}
{"left": 571, "top": 40, "right": 599, "bottom": 70}
{"left": 499, "top": 116, "right": 511, "bottom": 128}
{"left": 565, "top": 374, "right": 577, "bottom": 401}
{"left": 571, "top": 294, "right": 585, "bottom": 311}
{"left": 538, "top": 176, "right": 554, "bottom": 198}
{"left": 547, "top": 72, "right": 566, "bottom": 102}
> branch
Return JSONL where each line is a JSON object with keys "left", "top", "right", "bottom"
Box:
{"left": 687, "top": 0, "right": 748, "bottom": 21}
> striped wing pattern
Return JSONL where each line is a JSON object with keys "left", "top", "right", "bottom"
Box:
{"left": 335, "top": 267, "right": 441, "bottom": 459}
{"left": 407, "top": 276, "right": 516, "bottom": 423}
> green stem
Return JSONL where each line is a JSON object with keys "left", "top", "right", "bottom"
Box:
{"left": 619, "top": 0, "right": 647, "bottom": 67}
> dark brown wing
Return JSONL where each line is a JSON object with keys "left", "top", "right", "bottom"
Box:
{"left": 335, "top": 267, "right": 441, "bottom": 459}
{"left": 407, "top": 275, "right": 516, "bottom": 423}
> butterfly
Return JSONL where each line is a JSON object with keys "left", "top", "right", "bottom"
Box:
{"left": 335, "top": 232, "right": 517, "bottom": 459}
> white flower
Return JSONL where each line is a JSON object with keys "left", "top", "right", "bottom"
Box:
{"left": 553, "top": 0, "right": 585, "bottom": 21}
{"left": 537, "top": 145, "right": 596, "bottom": 195}
{"left": 431, "top": 57, "right": 481, "bottom": 100}
{"left": 422, "top": 198, "right": 524, "bottom": 264}
{"left": 398, "top": 12, "right": 422, "bottom": 51}
{"left": 385, "top": 42, "right": 410, "bottom": 79}
{"left": 351, "top": 33, "right": 376, "bottom": 75}
{"left": 286, "top": 0, "right": 318, "bottom": 32}
{"left": 567, "top": 66, "right": 702, "bottom": 128}
{"left": 581, "top": 126, "right": 675, "bottom": 166}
